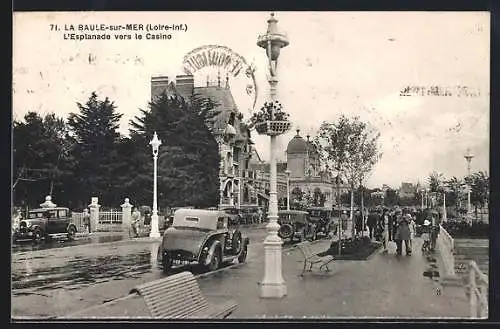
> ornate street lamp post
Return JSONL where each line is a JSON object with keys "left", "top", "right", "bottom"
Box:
{"left": 257, "top": 12, "right": 289, "bottom": 299}
{"left": 285, "top": 170, "right": 291, "bottom": 210}
{"left": 464, "top": 148, "right": 474, "bottom": 217}
{"left": 149, "top": 132, "right": 162, "bottom": 238}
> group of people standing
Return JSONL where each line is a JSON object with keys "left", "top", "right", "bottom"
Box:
{"left": 366, "top": 207, "right": 441, "bottom": 256}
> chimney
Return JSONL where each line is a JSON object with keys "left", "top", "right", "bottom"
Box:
{"left": 175, "top": 75, "right": 194, "bottom": 100}
{"left": 151, "top": 76, "right": 169, "bottom": 101}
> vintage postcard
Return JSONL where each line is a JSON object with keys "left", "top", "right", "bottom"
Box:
{"left": 12, "top": 11, "right": 489, "bottom": 320}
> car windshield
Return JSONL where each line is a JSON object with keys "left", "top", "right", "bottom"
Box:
{"left": 172, "top": 225, "right": 212, "bottom": 232}
{"left": 28, "top": 212, "right": 46, "bottom": 219}
{"left": 309, "top": 210, "right": 328, "bottom": 217}
{"left": 279, "top": 213, "right": 307, "bottom": 223}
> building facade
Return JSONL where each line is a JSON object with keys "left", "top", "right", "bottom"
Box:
{"left": 151, "top": 73, "right": 262, "bottom": 210}
{"left": 151, "top": 75, "right": 349, "bottom": 211}
{"left": 285, "top": 129, "right": 348, "bottom": 209}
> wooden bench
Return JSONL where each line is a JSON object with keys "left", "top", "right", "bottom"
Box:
{"left": 297, "top": 242, "right": 335, "bottom": 276}
{"left": 130, "top": 271, "right": 238, "bottom": 319}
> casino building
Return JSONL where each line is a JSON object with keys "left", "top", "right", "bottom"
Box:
{"left": 151, "top": 73, "right": 348, "bottom": 210}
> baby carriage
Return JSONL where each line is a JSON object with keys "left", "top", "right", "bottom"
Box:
{"left": 421, "top": 220, "right": 432, "bottom": 254}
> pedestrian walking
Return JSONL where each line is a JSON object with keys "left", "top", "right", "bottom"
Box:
{"left": 367, "top": 210, "right": 378, "bottom": 240}
{"left": 395, "top": 212, "right": 412, "bottom": 256}
{"left": 408, "top": 214, "right": 416, "bottom": 249}
{"left": 381, "top": 208, "right": 390, "bottom": 253}
{"left": 257, "top": 207, "right": 263, "bottom": 224}
{"left": 144, "top": 210, "right": 151, "bottom": 226}
{"left": 387, "top": 210, "right": 394, "bottom": 241}
{"left": 355, "top": 210, "right": 363, "bottom": 236}
{"left": 340, "top": 210, "right": 348, "bottom": 232}
{"left": 83, "top": 208, "right": 91, "bottom": 234}
{"left": 430, "top": 211, "right": 440, "bottom": 251}
{"left": 131, "top": 207, "right": 141, "bottom": 238}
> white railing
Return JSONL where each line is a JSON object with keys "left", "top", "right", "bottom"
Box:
{"left": 438, "top": 224, "right": 456, "bottom": 277}
{"left": 99, "top": 210, "right": 123, "bottom": 224}
{"left": 469, "top": 260, "right": 488, "bottom": 318}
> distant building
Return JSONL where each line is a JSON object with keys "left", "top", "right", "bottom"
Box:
{"left": 399, "top": 182, "right": 417, "bottom": 199}
{"left": 284, "top": 129, "right": 348, "bottom": 208}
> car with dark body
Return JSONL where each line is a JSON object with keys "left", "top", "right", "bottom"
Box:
{"left": 307, "top": 206, "right": 334, "bottom": 238}
{"left": 13, "top": 207, "right": 77, "bottom": 242}
{"left": 277, "top": 210, "right": 317, "bottom": 242}
{"left": 157, "top": 209, "right": 249, "bottom": 273}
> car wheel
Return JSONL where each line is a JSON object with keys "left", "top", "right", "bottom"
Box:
{"left": 208, "top": 249, "right": 221, "bottom": 272}
{"left": 279, "top": 223, "right": 293, "bottom": 240}
{"left": 238, "top": 246, "right": 248, "bottom": 263}
{"left": 33, "top": 228, "right": 43, "bottom": 242}
{"left": 162, "top": 251, "right": 172, "bottom": 273}
{"left": 232, "top": 231, "right": 243, "bottom": 254}
{"left": 67, "top": 226, "right": 76, "bottom": 241}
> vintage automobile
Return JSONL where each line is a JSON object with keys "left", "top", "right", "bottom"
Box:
{"left": 277, "top": 210, "right": 317, "bottom": 242}
{"left": 307, "top": 206, "right": 334, "bottom": 238}
{"left": 157, "top": 208, "right": 250, "bottom": 273}
{"left": 13, "top": 207, "right": 78, "bottom": 242}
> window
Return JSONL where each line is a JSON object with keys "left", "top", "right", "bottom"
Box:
{"left": 58, "top": 210, "right": 67, "bottom": 218}
{"left": 185, "top": 217, "right": 199, "bottom": 222}
{"left": 217, "top": 217, "right": 227, "bottom": 229}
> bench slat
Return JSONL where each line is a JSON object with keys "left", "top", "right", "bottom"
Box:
{"left": 145, "top": 284, "right": 207, "bottom": 317}
{"left": 162, "top": 300, "right": 210, "bottom": 318}
{"left": 140, "top": 280, "right": 200, "bottom": 300}
{"left": 148, "top": 290, "right": 208, "bottom": 317}
{"left": 132, "top": 274, "right": 195, "bottom": 294}
{"left": 132, "top": 271, "right": 237, "bottom": 319}
{"left": 193, "top": 301, "right": 238, "bottom": 318}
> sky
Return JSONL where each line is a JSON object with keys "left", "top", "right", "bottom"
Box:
{"left": 13, "top": 11, "right": 490, "bottom": 188}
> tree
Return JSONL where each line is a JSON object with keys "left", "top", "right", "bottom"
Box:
{"left": 384, "top": 188, "right": 399, "bottom": 207}
{"left": 67, "top": 92, "right": 123, "bottom": 207}
{"left": 13, "top": 112, "right": 74, "bottom": 207}
{"left": 470, "top": 171, "right": 489, "bottom": 222}
{"left": 428, "top": 171, "right": 444, "bottom": 193}
{"left": 314, "top": 115, "right": 381, "bottom": 236}
{"left": 127, "top": 93, "right": 221, "bottom": 209}
{"left": 443, "top": 176, "right": 463, "bottom": 211}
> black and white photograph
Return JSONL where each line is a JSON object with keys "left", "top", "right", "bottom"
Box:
{"left": 12, "top": 11, "right": 490, "bottom": 320}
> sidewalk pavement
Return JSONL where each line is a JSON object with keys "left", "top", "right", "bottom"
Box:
{"left": 69, "top": 237, "right": 470, "bottom": 319}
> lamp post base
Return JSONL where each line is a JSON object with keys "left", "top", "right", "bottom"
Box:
{"left": 260, "top": 233, "right": 287, "bottom": 299}
{"left": 149, "top": 213, "right": 161, "bottom": 238}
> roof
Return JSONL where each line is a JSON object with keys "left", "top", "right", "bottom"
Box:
{"left": 193, "top": 85, "right": 238, "bottom": 131}
{"left": 286, "top": 129, "right": 318, "bottom": 155}
{"left": 29, "top": 207, "right": 69, "bottom": 212}
{"left": 278, "top": 210, "right": 309, "bottom": 215}
{"left": 172, "top": 208, "right": 226, "bottom": 230}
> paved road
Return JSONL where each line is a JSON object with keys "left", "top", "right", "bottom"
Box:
{"left": 11, "top": 227, "right": 270, "bottom": 318}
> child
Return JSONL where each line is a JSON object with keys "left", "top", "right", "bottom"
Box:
{"left": 421, "top": 220, "right": 431, "bottom": 253}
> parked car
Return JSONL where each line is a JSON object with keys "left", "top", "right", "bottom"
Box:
{"left": 157, "top": 208, "right": 250, "bottom": 273}
{"left": 307, "top": 206, "right": 334, "bottom": 238}
{"left": 13, "top": 207, "right": 78, "bottom": 242}
{"left": 277, "top": 210, "right": 317, "bottom": 242}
